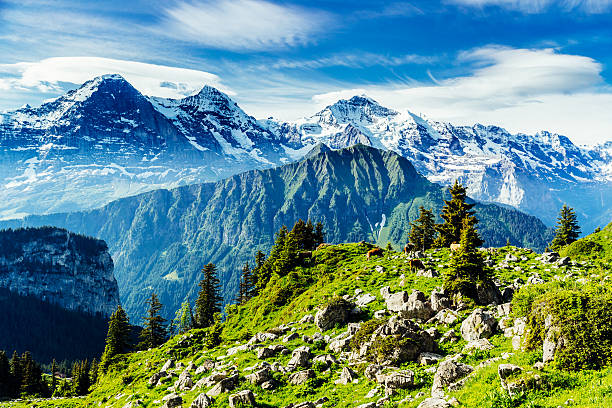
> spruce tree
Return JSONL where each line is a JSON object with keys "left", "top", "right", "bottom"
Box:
{"left": 435, "top": 181, "right": 481, "bottom": 248}
{"left": 0, "top": 351, "right": 10, "bottom": 397}
{"left": 100, "top": 305, "right": 131, "bottom": 370}
{"left": 314, "top": 222, "right": 325, "bottom": 247}
{"left": 50, "top": 359, "right": 57, "bottom": 394}
{"left": 550, "top": 204, "right": 581, "bottom": 249}
{"left": 71, "top": 360, "right": 90, "bottom": 396}
{"left": 236, "top": 262, "right": 254, "bottom": 305}
{"left": 139, "top": 293, "right": 167, "bottom": 349}
{"left": 89, "top": 359, "right": 98, "bottom": 386}
{"left": 444, "top": 217, "right": 488, "bottom": 300}
{"left": 194, "top": 263, "right": 223, "bottom": 328}
{"left": 409, "top": 206, "right": 437, "bottom": 251}
{"left": 9, "top": 350, "right": 22, "bottom": 397}
{"left": 20, "top": 351, "right": 45, "bottom": 396}
{"left": 173, "top": 301, "right": 194, "bottom": 334}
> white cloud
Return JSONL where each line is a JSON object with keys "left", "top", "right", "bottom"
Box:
{"left": 0, "top": 57, "right": 229, "bottom": 99}
{"left": 448, "top": 0, "right": 612, "bottom": 14}
{"left": 271, "top": 53, "right": 435, "bottom": 70}
{"left": 311, "top": 47, "right": 612, "bottom": 146}
{"left": 160, "top": 0, "right": 331, "bottom": 51}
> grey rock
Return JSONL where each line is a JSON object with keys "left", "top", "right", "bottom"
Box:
{"left": 417, "top": 398, "right": 452, "bottom": 408}
{"left": 300, "top": 314, "right": 314, "bottom": 324}
{"left": 288, "top": 369, "right": 315, "bottom": 385}
{"left": 382, "top": 370, "right": 414, "bottom": 389}
{"left": 431, "top": 289, "right": 452, "bottom": 312}
{"left": 463, "top": 338, "right": 494, "bottom": 352}
{"left": 314, "top": 298, "right": 355, "bottom": 331}
{"left": 206, "top": 374, "right": 238, "bottom": 397}
{"left": 431, "top": 360, "right": 473, "bottom": 397}
{"left": 174, "top": 370, "right": 194, "bottom": 391}
{"left": 245, "top": 367, "right": 270, "bottom": 385}
{"left": 335, "top": 366, "right": 358, "bottom": 385}
{"left": 385, "top": 290, "right": 434, "bottom": 320}
{"left": 287, "top": 346, "right": 311, "bottom": 370}
{"left": 161, "top": 359, "right": 174, "bottom": 372}
{"left": 460, "top": 308, "right": 497, "bottom": 341}
{"left": 228, "top": 390, "right": 256, "bottom": 408}
{"left": 189, "top": 394, "right": 214, "bottom": 408}
{"left": 161, "top": 393, "right": 183, "bottom": 408}
{"left": 356, "top": 293, "right": 377, "bottom": 307}
{"left": 283, "top": 332, "right": 300, "bottom": 342}
{"left": 418, "top": 352, "right": 443, "bottom": 366}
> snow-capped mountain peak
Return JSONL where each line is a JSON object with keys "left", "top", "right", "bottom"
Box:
{"left": 314, "top": 95, "right": 398, "bottom": 126}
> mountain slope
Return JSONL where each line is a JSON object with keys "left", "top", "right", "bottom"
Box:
{"left": 0, "top": 226, "right": 120, "bottom": 363}
{"left": 1, "top": 76, "right": 609, "bottom": 231}
{"left": 263, "top": 96, "right": 612, "bottom": 232}
{"left": 0, "top": 75, "right": 300, "bottom": 219}
{"left": 1, "top": 145, "right": 552, "bottom": 321}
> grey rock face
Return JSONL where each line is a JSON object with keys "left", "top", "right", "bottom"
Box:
{"left": 431, "top": 360, "right": 473, "bottom": 397}
{"left": 288, "top": 369, "right": 315, "bottom": 385}
{"left": 0, "top": 227, "right": 119, "bottom": 316}
{"left": 287, "top": 346, "right": 312, "bottom": 370}
{"left": 190, "top": 394, "right": 214, "bottom": 408}
{"left": 385, "top": 290, "right": 434, "bottom": 320}
{"left": 314, "top": 298, "right": 354, "bottom": 331}
{"left": 460, "top": 308, "right": 497, "bottom": 341}
{"left": 228, "top": 390, "right": 256, "bottom": 408}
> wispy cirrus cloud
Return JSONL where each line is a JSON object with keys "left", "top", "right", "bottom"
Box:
{"left": 159, "top": 0, "right": 332, "bottom": 51}
{"left": 312, "top": 47, "right": 612, "bottom": 145}
{"left": 0, "top": 57, "right": 228, "bottom": 99}
{"left": 448, "top": 0, "right": 612, "bottom": 14}
{"left": 270, "top": 53, "right": 436, "bottom": 70}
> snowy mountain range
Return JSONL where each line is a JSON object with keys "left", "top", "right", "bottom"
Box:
{"left": 1, "top": 75, "right": 610, "bottom": 232}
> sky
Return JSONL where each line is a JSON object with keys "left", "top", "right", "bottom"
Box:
{"left": 1, "top": 0, "right": 612, "bottom": 146}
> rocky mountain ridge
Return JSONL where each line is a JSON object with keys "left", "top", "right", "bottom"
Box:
{"left": 1, "top": 76, "right": 610, "bottom": 232}
{"left": 0, "top": 226, "right": 120, "bottom": 316}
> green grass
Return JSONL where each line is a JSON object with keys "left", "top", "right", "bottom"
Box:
{"left": 2, "top": 242, "right": 610, "bottom": 408}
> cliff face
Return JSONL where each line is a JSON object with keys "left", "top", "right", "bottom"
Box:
{"left": 0, "top": 227, "right": 119, "bottom": 316}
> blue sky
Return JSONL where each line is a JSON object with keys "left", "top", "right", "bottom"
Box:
{"left": 1, "top": 0, "right": 612, "bottom": 145}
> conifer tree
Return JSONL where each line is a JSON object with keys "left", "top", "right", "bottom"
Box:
{"left": 50, "top": 359, "right": 57, "bottom": 394}
{"left": 443, "top": 217, "right": 489, "bottom": 300}
{"left": 139, "top": 293, "right": 167, "bottom": 349}
{"left": 0, "top": 351, "right": 10, "bottom": 397}
{"left": 20, "top": 351, "right": 45, "bottom": 396}
{"left": 71, "top": 360, "right": 90, "bottom": 396}
{"left": 236, "top": 262, "right": 254, "bottom": 304}
{"left": 9, "top": 350, "right": 22, "bottom": 397}
{"left": 550, "top": 204, "right": 581, "bottom": 249}
{"left": 194, "top": 263, "right": 223, "bottom": 328}
{"left": 409, "top": 206, "right": 437, "bottom": 251}
{"left": 89, "top": 359, "right": 98, "bottom": 386}
{"left": 173, "top": 301, "right": 194, "bottom": 334}
{"left": 314, "top": 222, "right": 325, "bottom": 247}
{"left": 100, "top": 305, "right": 131, "bottom": 370}
{"left": 435, "top": 181, "right": 481, "bottom": 248}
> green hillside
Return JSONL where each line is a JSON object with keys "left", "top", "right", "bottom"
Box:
{"left": 5, "top": 240, "right": 610, "bottom": 408}
{"left": 1, "top": 145, "right": 553, "bottom": 322}
{"left": 560, "top": 222, "right": 612, "bottom": 267}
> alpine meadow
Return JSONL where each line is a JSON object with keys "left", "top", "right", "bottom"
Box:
{"left": 0, "top": 1, "right": 611, "bottom": 408}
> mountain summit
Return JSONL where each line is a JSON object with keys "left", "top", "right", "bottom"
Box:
{"left": 1, "top": 76, "right": 610, "bottom": 232}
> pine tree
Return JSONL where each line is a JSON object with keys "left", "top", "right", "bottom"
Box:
{"left": 194, "top": 263, "right": 223, "bottom": 328}
{"left": 71, "top": 360, "right": 90, "bottom": 396}
{"left": 173, "top": 301, "right": 194, "bottom": 334}
{"left": 444, "top": 217, "right": 489, "bottom": 300}
{"left": 274, "top": 230, "right": 299, "bottom": 276}
{"left": 100, "top": 305, "right": 131, "bottom": 370}
{"left": 409, "top": 206, "right": 437, "bottom": 251}
{"left": 9, "top": 350, "right": 22, "bottom": 397}
{"left": 139, "top": 293, "right": 167, "bottom": 349}
{"left": 0, "top": 351, "right": 10, "bottom": 397}
{"left": 50, "top": 359, "right": 57, "bottom": 394}
{"left": 550, "top": 204, "right": 581, "bottom": 249}
{"left": 434, "top": 181, "right": 481, "bottom": 248}
{"left": 20, "top": 351, "right": 45, "bottom": 396}
{"left": 89, "top": 359, "right": 98, "bottom": 386}
{"left": 236, "top": 262, "right": 254, "bottom": 305}
{"left": 314, "top": 222, "right": 325, "bottom": 247}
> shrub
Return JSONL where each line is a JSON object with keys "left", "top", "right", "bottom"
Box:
{"left": 349, "top": 318, "right": 386, "bottom": 351}
{"left": 521, "top": 285, "right": 612, "bottom": 370}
